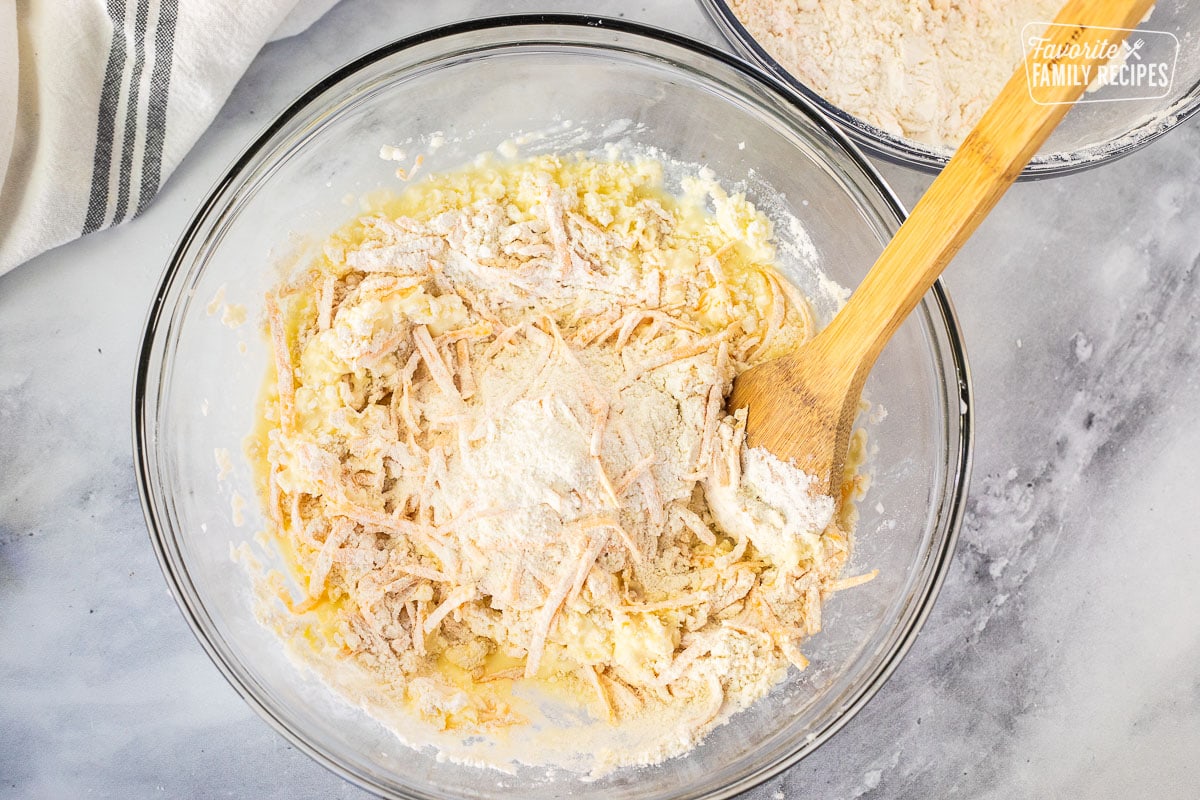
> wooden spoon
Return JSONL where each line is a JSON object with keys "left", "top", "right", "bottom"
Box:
{"left": 728, "top": 0, "right": 1155, "bottom": 496}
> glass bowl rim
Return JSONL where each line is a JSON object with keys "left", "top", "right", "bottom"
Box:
{"left": 132, "top": 13, "right": 974, "bottom": 800}
{"left": 695, "top": 0, "right": 1200, "bottom": 180}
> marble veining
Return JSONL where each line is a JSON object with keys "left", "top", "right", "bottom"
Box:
{"left": 2, "top": 1, "right": 1199, "bottom": 798}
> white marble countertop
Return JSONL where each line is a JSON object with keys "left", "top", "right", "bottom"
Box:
{"left": 3, "top": 1, "right": 1199, "bottom": 797}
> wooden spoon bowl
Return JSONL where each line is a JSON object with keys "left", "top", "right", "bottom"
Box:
{"left": 729, "top": 0, "right": 1155, "bottom": 496}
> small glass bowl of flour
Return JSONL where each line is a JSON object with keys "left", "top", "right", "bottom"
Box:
{"left": 701, "top": 0, "right": 1200, "bottom": 177}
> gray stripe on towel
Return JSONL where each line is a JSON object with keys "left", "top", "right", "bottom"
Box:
{"left": 110, "top": 0, "right": 151, "bottom": 226}
{"left": 136, "top": 0, "right": 178, "bottom": 216}
{"left": 82, "top": 0, "right": 130, "bottom": 235}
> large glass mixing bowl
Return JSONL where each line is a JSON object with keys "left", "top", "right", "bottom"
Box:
{"left": 698, "top": 0, "right": 1200, "bottom": 178}
{"left": 135, "top": 16, "right": 972, "bottom": 800}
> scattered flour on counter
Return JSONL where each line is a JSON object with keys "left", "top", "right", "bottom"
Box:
{"left": 1072, "top": 331, "right": 1094, "bottom": 362}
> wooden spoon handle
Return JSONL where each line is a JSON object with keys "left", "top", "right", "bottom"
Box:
{"left": 817, "top": 0, "right": 1156, "bottom": 382}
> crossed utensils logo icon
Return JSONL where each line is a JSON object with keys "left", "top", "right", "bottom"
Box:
{"left": 1121, "top": 38, "right": 1146, "bottom": 60}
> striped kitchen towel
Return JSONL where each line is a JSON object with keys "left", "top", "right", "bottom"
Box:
{"left": 0, "top": 0, "right": 342, "bottom": 275}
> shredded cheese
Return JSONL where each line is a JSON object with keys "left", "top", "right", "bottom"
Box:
{"left": 247, "top": 153, "right": 870, "bottom": 774}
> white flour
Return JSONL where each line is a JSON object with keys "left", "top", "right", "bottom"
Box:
{"left": 248, "top": 153, "right": 868, "bottom": 775}
{"left": 730, "top": 0, "right": 1060, "bottom": 148}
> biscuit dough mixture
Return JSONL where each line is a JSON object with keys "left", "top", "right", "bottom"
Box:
{"left": 729, "top": 0, "right": 1060, "bottom": 148}
{"left": 247, "top": 153, "right": 868, "bottom": 772}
